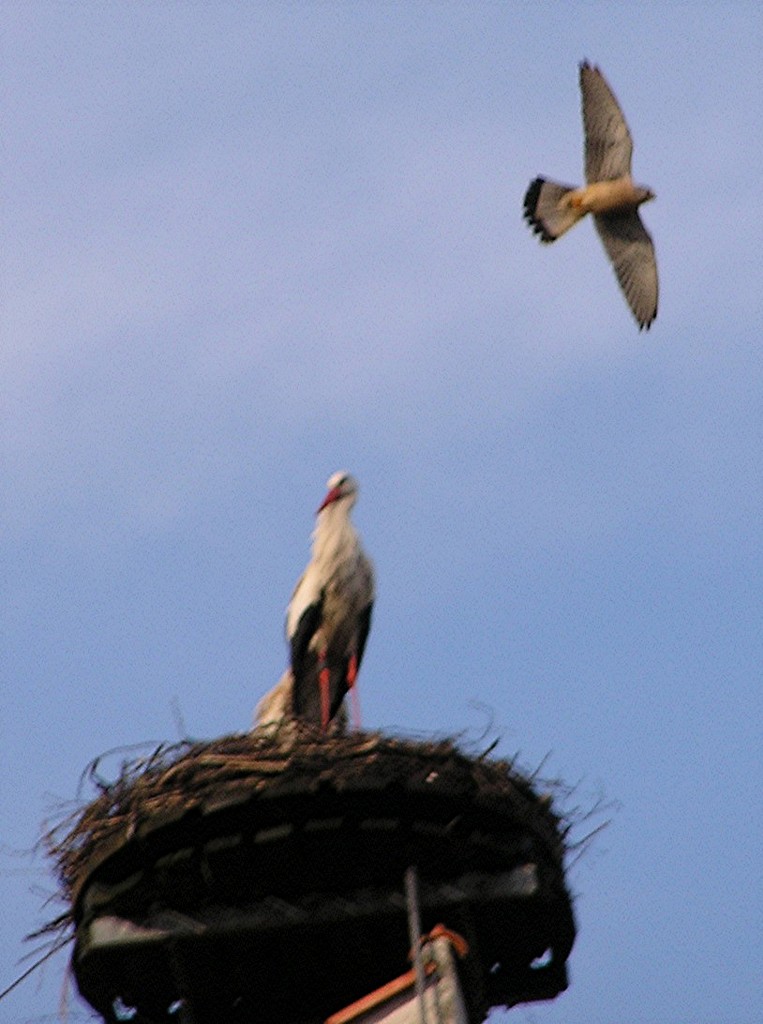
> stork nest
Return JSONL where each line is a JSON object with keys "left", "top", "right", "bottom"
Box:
{"left": 38, "top": 726, "right": 600, "bottom": 949}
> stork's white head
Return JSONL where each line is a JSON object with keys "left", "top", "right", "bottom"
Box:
{"left": 317, "top": 471, "right": 359, "bottom": 514}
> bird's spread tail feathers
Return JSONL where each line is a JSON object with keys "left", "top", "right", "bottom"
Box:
{"left": 523, "top": 177, "right": 585, "bottom": 242}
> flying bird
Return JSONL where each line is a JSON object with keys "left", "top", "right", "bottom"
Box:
{"left": 524, "top": 61, "right": 658, "bottom": 330}
{"left": 286, "top": 471, "right": 374, "bottom": 732}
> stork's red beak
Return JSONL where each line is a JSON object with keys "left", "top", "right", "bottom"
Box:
{"left": 317, "top": 486, "right": 342, "bottom": 514}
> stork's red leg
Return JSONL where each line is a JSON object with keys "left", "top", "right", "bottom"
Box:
{"left": 318, "top": 649, "right": 330, "bottom": 731}
{"left": 347, "top": 653, "right": 361, "bottom": 728}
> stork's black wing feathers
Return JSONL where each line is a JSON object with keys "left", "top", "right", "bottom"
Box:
{"left": 355, "top": 602, "right": 373, "bottom": 671}
{"left": 325, "top": 601, "right": 374, "bottom": 722}
{"left": 289, "top": 595, "right": 323, "bottom": 686}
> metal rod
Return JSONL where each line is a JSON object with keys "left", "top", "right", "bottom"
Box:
{"left": 405, "top": 865, "right": 429, "bottom": 1024}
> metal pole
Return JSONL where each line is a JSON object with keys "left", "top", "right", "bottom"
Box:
{"left": 405, "top": 866, "right": 428, "bottom": 1024}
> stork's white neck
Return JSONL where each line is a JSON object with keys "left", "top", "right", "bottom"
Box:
{"left": 312, "top": 499, "right": 358, "bottom": 569}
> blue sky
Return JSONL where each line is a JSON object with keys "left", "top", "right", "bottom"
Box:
{"left": 2, "top": 3, "right": 761, "bottom": 1022}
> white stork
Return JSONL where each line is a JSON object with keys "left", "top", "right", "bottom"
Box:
{"left": 286, "top": 471, "right": 375, "bottom": 731}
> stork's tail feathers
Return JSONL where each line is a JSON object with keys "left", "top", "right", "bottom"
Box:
{"left": 523, "top": 177, "right": 584, "bottom": 242}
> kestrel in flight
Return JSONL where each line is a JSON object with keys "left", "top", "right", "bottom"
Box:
{"left": 524, "top": 61, "right": 658, "bottom": 330}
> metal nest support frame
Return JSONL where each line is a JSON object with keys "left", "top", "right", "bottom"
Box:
{"left": 47, "top": 730, "right": 576, "bottom": 1023}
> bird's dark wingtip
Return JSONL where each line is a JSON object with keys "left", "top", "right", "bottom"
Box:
{"left": 637, "top": 313, "right": 657, "bottom": 332}
{"left": 579, "top": 59, "right": 605, "bottom": 85}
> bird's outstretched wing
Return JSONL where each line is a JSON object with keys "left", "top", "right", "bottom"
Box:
{"left": 594, "top": 210, "right": 658, "bottom": 330}
{"left": 580, "top": 62, "right": 633, "bottom": 183}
